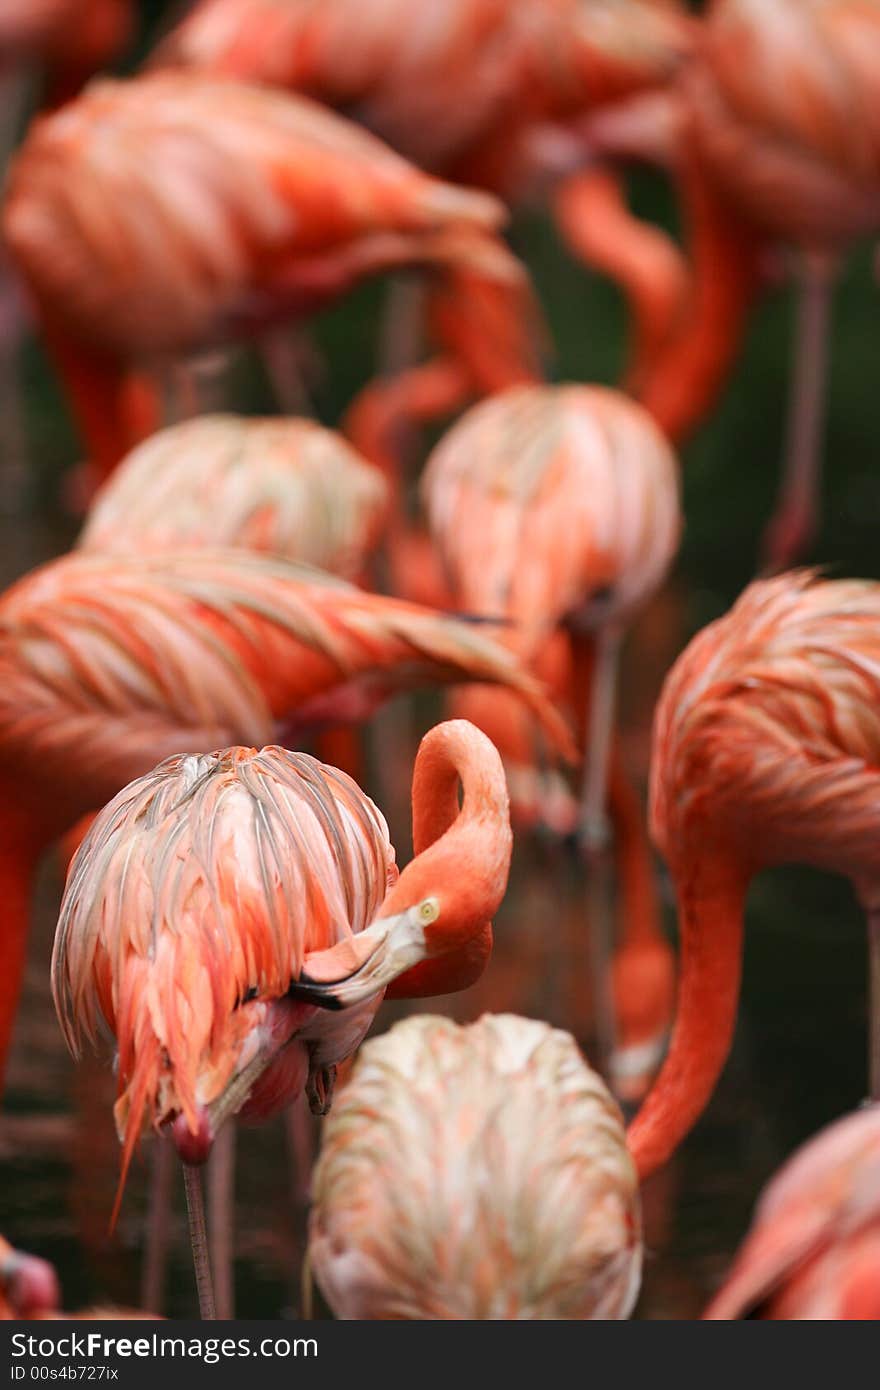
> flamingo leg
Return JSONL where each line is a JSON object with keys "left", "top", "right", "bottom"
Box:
{"left": 259, "top": 328, "right": 317, "bottom": 416}
{"left": 207, "top": 1124, "right": 236, "bottom": 1320}
{"left": 578, "top": 624, "right": 623, "bottom": 1076}
{"left": 761, "top": 258, "right": 835, "bottom": 573}
{"left": 0, "top": 65, "right": 32, "bottom": 515}
{"left": 140, "top": 1136, "right": 175, "bottom": 1314}
{"left": 182, "top": 1161, "right": 216, "bottom": 1321}
{"left": 870, "top": 911, "right": 880, "bottom": 1101}
{"left": 286, "top": 1096, "right": 315, "bottom": 1217}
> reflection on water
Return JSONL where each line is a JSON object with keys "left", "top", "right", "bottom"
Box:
{"left": 0, "top": 199, "right": 876, "bottom": 1319}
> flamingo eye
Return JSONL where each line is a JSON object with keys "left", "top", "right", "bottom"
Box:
{"left": 418, "top": 897, "right": 440, "bottom": 924}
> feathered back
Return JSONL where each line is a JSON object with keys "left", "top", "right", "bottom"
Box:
{"left": 52, "top": 745, "right": 396, "bottom": 1164}
{"left": 559, "top": 0, "right": 694, "bottom": 111}
{"left": 309, "top": 1012, "right": 640, "bottom": 1319}
{"left": 651, "top": 571, "right": 880, "bottom": 884}
{"left": 690, "top": 0, "right": 880, "bottom": 245}
{"left": 153, "top": 0, "right": 526, "bottom": 173}
{"left": 423, "top": 383, "right": 681, "bottom": 642}
{"left": 0, "top": 548, "right": 574, "bottom": 829}
{"left": 706, "top": 1105, "right": 880, "bottom": 1318}
{"left": 79, "top": 414, "right": 388, "bottom": 578}
{"left": 2, "top": 71, "right": 509, "bottom": 357}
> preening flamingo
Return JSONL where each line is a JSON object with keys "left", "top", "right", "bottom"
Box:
{"left": 79, "top": 413, "right": 388, "bottom": 581}
{"left": 1, "top": 71, "right": 540, "bottom": 485}
{"left": 706, "top": 1105, "right": 880, "bottom": 1319}
{"left": 0, "top": 547, "right": 571, "bottom": 1093}
{"left": 72, "top": 410, "right": 391, "bottom": 1310}
{"left": 632, "top": 570, "right": 880, "bottom": 1181}
{"left": 53, "top": 722, "right": 514, "bottom": 1318}
{"left": 153, "top": 0, "right": 694, "bottom": 194}
{"left": 308, "top": 1012, "right": 640, "bottom": 1319}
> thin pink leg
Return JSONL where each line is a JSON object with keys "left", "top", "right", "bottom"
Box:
{"left": 182, "top": 1161, "right": 216, "bottom": 1321}
{"left": 260, "top": 328, "right": 317, "bottom": 417}
{"left": 578, "top": 624, "right": 623, "bottom": 1077}
{"left": 286, "top": 1096, "right": 314, "bottom": 1216}
{"left": 761, "top": 258, "right": 835, "bottom": 573}
{"left": 140, "top": 1136, "right": 174, "bottom": 1314}
{"left": 869, "top": 910, "right": 880, "bottom": 1102}
{"left": 207, "top": 1124, "right": 236, "bottom": 1319}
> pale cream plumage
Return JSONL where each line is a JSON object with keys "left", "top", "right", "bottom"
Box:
{"left": 309, "top": 1012, "right": 641, "bottom": 1320}
{"left": 79, "top": 414, "right": 388, "bottom": 578}
{"left": 422, "top": 382, "right": 681, "bottom": 645}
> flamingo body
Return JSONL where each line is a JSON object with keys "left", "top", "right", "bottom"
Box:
{"left": 706, "top": 1105, "right": 880, "bottom": 1319}
{"left": 309, "top": 1012, "right": 641, "bottom": 1319}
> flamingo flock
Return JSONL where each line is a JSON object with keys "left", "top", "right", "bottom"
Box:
{"left": 0, "top": 0, "right": 878, "bottom": 1324}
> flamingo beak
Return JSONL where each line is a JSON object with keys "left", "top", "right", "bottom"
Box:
{"left": 290, "top": 907, "right": 428, "bottom": 1009}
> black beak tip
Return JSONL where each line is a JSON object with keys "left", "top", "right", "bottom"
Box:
{"left": 289, "top": 975, "right": 345, "bottom": 1011}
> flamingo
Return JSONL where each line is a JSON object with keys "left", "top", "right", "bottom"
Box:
{"left": 632, "top": 570, "right": 880, "bottom": 1181}
{"left": 308, "top": 1012, "right": 641, "bottom": 1319}
{"left": 71, "top": 409, "right": 392, "bottom": 1309}
{"left": 153, "top": 0, "right": 694, "bottom": 452}
{"left": 706, "top": 1105, "right": 880, "bottom": 1319}
{"left": 0, "top": 547, "right": 572, "bottom": 1094}
{"left": 78, "top": 413, "right": 388, "bottom": 581}
{"left": 53, "top": 722, "right": 515, "bottom": 1319}
{"left": 1, "top": 70, "right": 541, "bottom": 488}
{"left": 587, "top": 0, "right": 880, "bottom": 570}
{"left": 152, "top": 0, "right": 694, "bottom": 189}
{"left": 422, "top": 383, "right": 680, "bottom": 1069}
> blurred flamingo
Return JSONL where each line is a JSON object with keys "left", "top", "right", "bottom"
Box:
{"left": 706, "top": 1105, "right": 880, "bottom": 1319}
{"left": 0, "top": 547, "right": 572, "bottom": 1094}
{"left": 53, "top": 722, "right": 514, "bottom": 1318}
{"left": 70, "top": 410, "right": 391, "bottom": 1307}
{"left": 309, "top": 1012, "right": 641, "bottom": 1319}
{"left": 634, "top": 570, "right": 880, "bottom": 1181}
{"left": 423, "top": 383, "right": 680, "bottom": 1071}
{"left": 154, "top": 0, "right": 695, "bottom": 451}
{"left": 64, "top": 412, "right": 388, "bottom": 870}
{"left": 0, "top": 1, "right": 134, "bottom": 509}
{"left": 153, "top": 0, "right": 694, "bottom": 205}
{"left": 587, "top": 0, "right": 880, "bottom": 569}
{"left": 2, "top": 71, "right": 541, "bottom": 488}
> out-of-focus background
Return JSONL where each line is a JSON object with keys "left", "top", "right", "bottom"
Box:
{"left": 0, "top": 0, "right": 873, "bottom": 1318}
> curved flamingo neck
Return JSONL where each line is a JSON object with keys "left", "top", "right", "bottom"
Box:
{"left": 608, "top": 744, "right": 661, "bottom": 951}
{"left": 0, "top": 806, "right": 44, "bottom": 1091}
{"left": 637, "top": 149, "right": 762, "bottom": 444}
{"left": 627, "top": 846, "right": 747, "bottom": 1180}
{"left": 554, "top": 167, "right": 692, "bottom": 394}
{"left": 383, "top": 721, "right": 511, "bottom": 999}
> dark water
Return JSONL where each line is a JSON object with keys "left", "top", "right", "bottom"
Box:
{"left": 0, "top": 0, "right": 877, "bottom": 1320}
